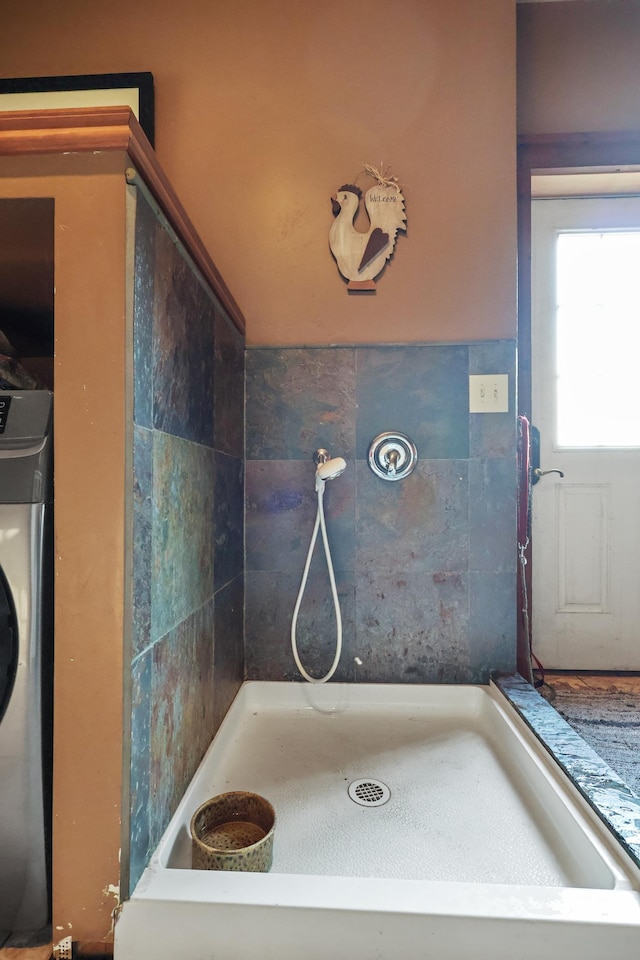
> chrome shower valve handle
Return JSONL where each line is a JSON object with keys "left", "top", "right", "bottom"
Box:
{"left": 368, "top": 432, "right": 418, "bottom": 481}
{"left": 385, "top": 448, "right": 400, "bottom": 476}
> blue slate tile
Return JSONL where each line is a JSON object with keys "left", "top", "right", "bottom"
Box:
{"left": 214, "top": 452, "right": 244, "bottom": 591}
{"left": 469, "top": 340, "right": 517, "bottom": 459}
{"left": 243, "top": 339, "right": 519, "bottom": 685}
{"left": 246, "top": 348, "right": 356, "bottom": 461}
{"left": 356, "top": 459, "right": 469, "bottom": 576}
{"left": 245, "top": 459, "right": 355, "bottom": 574}
{"left": 149, "top": 604, "right": 216, "bottom": 849}
{"left": 469, "top": 411, "right": 517, "bottom": 460}
{"left": 151, "top": 432, "right": 215, "bottom": 641}
{"left": 469, "top": 457, "right": 517, "bottom": 573}
{"left": 245, "top": 568, "right": 356, "bottom": 682}
{"left": 469, "top": 571, "right": 516, "bottom": 681}
{"left": 194, "top": 599, "right": 216, "bottom": 739}
{"left": 152, "top": 228, "right": 216, "bottom": 448}
{"left": 149, "top": 622, "right": 189, "bottom": 850}
{"left": 129, "top": 199, "right": 246, "bottom": 888}
{"left": 213, "top": 575, "right": 244, "bottom": 728}
{"left": 133, "top": 192, "right": 156, "bottom": 429}
{"left": 469, "top": 339, "right": 516, "bottom": 376}
{"left": 356, "top": 345, "right": 469, "bottom": 460}
{"left": 214, "top": 306, "right": 245, "bottom": 458}
{"left": 129, "top": 651, "right": 151, "bottom": 893}
{"left": 355, "top": 569, "right": 471, "bottom": 683}
{"left": 132, "top": 425, "right": 152, "bottom": 658}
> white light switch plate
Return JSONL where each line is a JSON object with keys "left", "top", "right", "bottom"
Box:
{"left": 469, "top": 374, "right": 509, "bottom": 413}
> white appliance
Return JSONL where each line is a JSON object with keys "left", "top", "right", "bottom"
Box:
{"left": 0, "top": 390, "right": 53, "bottom": 934}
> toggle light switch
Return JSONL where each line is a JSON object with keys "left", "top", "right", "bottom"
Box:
{"left": 469, "top": 374, "right": 509, "bottom": 413}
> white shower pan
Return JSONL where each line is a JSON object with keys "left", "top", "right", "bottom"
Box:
{"left": 116, "top": 682, "right": 640, "bottom": 960}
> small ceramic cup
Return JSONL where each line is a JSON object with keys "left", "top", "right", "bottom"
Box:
{"left": 190, "top": 791, "right": 276, "bottom": 872}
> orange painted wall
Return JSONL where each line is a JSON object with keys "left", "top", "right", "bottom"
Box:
{"left": 518, "top": 0, "right": 640, "bottom": 136}
{"left": 2, "top": 0, "right": 516, "bottom": 345}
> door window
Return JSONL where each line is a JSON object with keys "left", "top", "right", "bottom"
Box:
{"left": 556, "top": 228, "right": 640, "bottom": 447}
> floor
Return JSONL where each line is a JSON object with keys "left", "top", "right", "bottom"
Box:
{"left": 0, "top": 923, "right": 51, "bottom": 960}
{"left": 541, "top": 671, "right": 640, "bottom": 695}
{"left": 0, "top": 946, "right": 51, "bottom": 960}
{"left": 3, "top": 673, "right": 638, "bottom": 960}
{"left": 539, "top": 671, "right": 640, "bottom": 797}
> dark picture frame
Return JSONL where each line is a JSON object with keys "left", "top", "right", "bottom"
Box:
{"left": 0, "top": 71, "right": 155, "bottom": 146}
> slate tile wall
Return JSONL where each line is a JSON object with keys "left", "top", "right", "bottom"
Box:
{"left": 245, "top": 342, "right": 516, "bottom": 686}
{"left": 128, "top": 193, "right": 245, "bottom": 892}
{"left": 127, "top": 193, "right": 515, "bottom": 889}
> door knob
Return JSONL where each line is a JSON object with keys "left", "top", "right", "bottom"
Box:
{"left": 532, "top": 467, "right": 565, "bottom": 484}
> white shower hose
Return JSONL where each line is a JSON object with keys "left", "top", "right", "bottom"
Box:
{"left": 290, "top": 483, "right": 343, "bottom": 683}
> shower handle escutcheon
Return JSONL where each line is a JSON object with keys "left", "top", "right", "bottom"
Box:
{"left": 368, "top": 432, "right": 418, "bottom": 481}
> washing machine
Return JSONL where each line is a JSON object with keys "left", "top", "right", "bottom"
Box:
{"left": 0, "top": 390, "right": 53, "bottom": 934}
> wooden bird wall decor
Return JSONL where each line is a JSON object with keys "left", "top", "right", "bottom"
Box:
{"left": 329, "top": 164, "right": 406, "bottom": 292}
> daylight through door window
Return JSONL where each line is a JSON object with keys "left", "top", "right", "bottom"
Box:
{"left": 556, "top": 229, "right": 640, "bottom": 447}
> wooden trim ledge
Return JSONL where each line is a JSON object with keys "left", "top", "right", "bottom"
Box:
{"left": 518, "top": 130, "right": 640, "bottom": 172}
{"left": 0, "top": 106, "right": 246, "bottom": 335}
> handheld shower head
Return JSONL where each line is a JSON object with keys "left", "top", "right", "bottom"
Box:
{"left": 315, "top": 456, "right": 346, "bottom": 492}
{"left": 317, "top": 457, "right": 346, "bottom": 481}
{"left": 294, "top": 452, "right": 346, "bottom": 683}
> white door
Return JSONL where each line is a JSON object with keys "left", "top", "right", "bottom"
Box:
{"left": 531, "top": 196, "right": 640, "bottom": 670}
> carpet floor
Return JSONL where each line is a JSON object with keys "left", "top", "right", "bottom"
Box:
{"left": 539, "top": 673, "right": 640, "bottom": 798}
{"left": 0, "top": 927, "right": 51, "bottom": 959}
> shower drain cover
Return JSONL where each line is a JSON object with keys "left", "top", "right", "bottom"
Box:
{"left": 348, "top": 778, "right": 391, "bottom": 807}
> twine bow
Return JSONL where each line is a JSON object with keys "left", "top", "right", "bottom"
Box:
{"left": 360, "top": 162, "right": 401, "bottom": 192}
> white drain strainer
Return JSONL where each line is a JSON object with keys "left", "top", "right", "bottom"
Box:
{"left": 348, "top": 778, "right": 391, "bottom": 807}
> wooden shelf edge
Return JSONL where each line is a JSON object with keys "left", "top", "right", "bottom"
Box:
{"left": 0, "top": 106, "right": 246, "bottom": 336}
{"left": 517, "top": 129, "right": 640, "bottom": 171}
